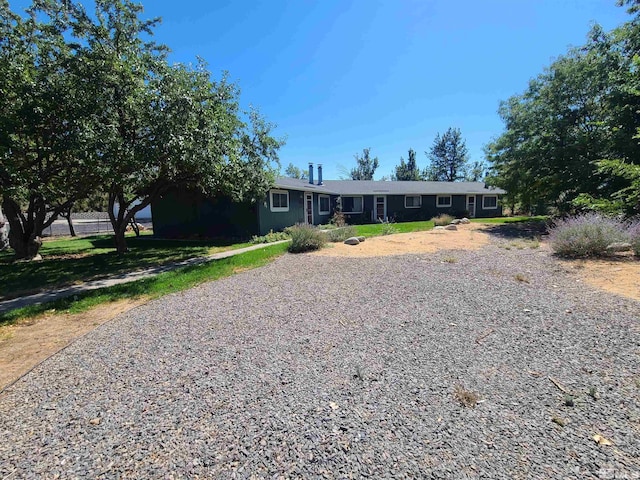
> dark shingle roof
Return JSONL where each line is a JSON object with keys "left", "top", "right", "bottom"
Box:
{"left": 274, "top": 178, "right": 505, "bottom": 195}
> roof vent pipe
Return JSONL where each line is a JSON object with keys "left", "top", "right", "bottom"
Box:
{"left": 317, "top": 164, "right": 323, "bottom": 185}
{"left": 308, "top": 163, "right": 314, "bottom": 185}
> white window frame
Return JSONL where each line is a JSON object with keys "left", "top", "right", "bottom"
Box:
{"left": 341, "top": 196, "right": 363, "bottom": 214}
{"left": 270, "top": 189, "right": 289, "bottom": 212}
{"left": 404, "top": 195, "right": 422, "bottom": 209}
{"left": 436, "top": 195, "right": 452, "bottom": 208}
{"left": 482, "top": 195, "right": 498, "bottom": 210}
{"left": 318, "top": 195, "right": 330, "bottom": 215}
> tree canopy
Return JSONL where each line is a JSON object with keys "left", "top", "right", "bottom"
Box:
{"left": 485, "top": 3, "right": 640, "bottom": 215}
{"left": 350, "top": 148, "right": 379, "bottom": 180}
{"left": 425, "top": 127, "right": 470, "bottom": 182}
{"left": 392, "top": 149, "right": 421, "bottom": 181}
{"left": 0, "top": 0, "right": 283, "bottom": 258}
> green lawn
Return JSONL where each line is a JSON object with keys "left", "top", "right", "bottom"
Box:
{"left": 0, "top": 242, "right": 288, "bottom": 326}
{"left": 0, "top": 233, "right": 252, "bottom": 300}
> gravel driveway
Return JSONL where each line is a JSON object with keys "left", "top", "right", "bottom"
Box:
{"left": 1, "top": 240, "right": 638, "bottom": 478}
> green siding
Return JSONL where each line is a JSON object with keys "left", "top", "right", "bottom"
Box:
{"left": 258, "top": 189, "right": 305, "bottom": 234}
{"left": 152, "top": 189, "right": 259, "bottom": 239}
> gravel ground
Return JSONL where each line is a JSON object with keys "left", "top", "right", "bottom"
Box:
{"left": 1, "top": 239, "right": 639, "bottom": 479}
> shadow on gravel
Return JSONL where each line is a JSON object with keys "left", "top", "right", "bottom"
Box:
{"left": 483, "top": 219, "right": 549, "bottom": 240}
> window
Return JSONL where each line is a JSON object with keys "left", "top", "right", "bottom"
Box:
{"left": 436, "top": 195, "right": 452, "bottom": 208}
{"left": 270, "top": 190, "right": 289, "bottom": 212}
{"left": 341, "top": 196, "right": 363, "bottom": 213}
{"left": 483, "top": 195, "right": 498, "bottom": 209}
{"left": 405, "top": 195, "right": 422, "bottom": 208}
{"left": 318, "top": 195, "right": 330, "bottom": 215}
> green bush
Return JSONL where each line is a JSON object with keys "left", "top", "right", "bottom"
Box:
{"left": 325, "top": 226, "right": 357, "bottom": 242}
{"left": 379, "top": 218, "right": 397, "bottom": 235}
{"left": 431, "top": 214, "right": 454, "bottom": 226}
{"left": 548, "top": 213, "right": 629, "bottom": 257}
{"left": 250, "top": 229, "right": 290, "bottom": 244}
{"left": 287, "top": 224, "right": 326, "bottom": 253}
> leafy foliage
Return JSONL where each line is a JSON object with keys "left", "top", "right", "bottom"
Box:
{"left": 284, "top": 163, "right": 307, "bottom": 180}
{"left": 250, "top": 230, "right": 290, "bottom": 244}
{"left": 287, "top": 224, "right": 326, "bottom": 253}
{"left": 548, "top": 213, "right": 630, "bottom": 257}
{"left": 350, "top": 148, "right": 379, "bottom": 180}
{"left": 393, "top": 149, "right": 421, "bottom": 181}
{"left": 486, "top": 9, "right": 640, "bottom": 216}
{"left": 425, "top": 128, "right": 469, "bottom": 181}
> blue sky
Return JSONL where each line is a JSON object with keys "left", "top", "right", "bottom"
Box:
{"left": 11, "top": 0, "right": 633, "bottom": 179}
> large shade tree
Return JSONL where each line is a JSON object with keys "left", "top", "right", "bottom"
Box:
{"left": 425, "top": 127, "right": 469, "bottom": 182}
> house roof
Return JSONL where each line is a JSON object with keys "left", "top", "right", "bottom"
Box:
{"left": 274, "top": 178, "right": 506, "bottom": 195}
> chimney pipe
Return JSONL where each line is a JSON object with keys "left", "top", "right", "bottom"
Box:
{"left": 317, "top": 164, "right": 323, "bottom": 185}
{"left": 308, "top": 163, "right": 314, "bottom": 185}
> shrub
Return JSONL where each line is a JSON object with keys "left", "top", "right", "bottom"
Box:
{"left": 432, "top": 214, "right": 454, "bottom": 226}
{"left": 250, "top": 229, "right": 290, "bottom": 244}
{"left": 329, "top": 211, "right": 346, "bottom": 227}
{"left": 325, "top": 226, "right": 357, "bottom": 242}
{"left": 548, "top": 213, "right": 629, "bottom": 257}
{"left": 287, "top": 224, "right": 326, "bottom": 253}
{"left": 628, "top": 221, "right": 640, "bottom": 256}
{"left": 379, "top": 218, "right": 397, "bottom": 235}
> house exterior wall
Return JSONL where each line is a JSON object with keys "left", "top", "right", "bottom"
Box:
{"left": 152, "top": 189, "right": 259, "bottom": 239}
{"left": 475, "top": 194, "right": 503, "bottom": 218}
{"left": 257, "top": 189, "right": 305, "bottom": 234}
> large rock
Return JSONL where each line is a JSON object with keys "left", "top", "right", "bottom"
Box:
{"left": 445, "top": 224, "right": 458, "bottom": 231}
{"left": 450, "top": 219, "right": 461, "bottom": 225}
{"left": 344, "top": 237, "right": 360, "bottom": 245}
{"left": 460, "top": 218, "right": 471, "bottom": 224}
{"left": 356, "top": 236, "right": 366, "bottom": 242}
{"left": 434, "top": 226, "right": 446, "bottom": 230}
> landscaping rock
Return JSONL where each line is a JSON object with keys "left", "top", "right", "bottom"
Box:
{"left": 344, "top": 237, "right": 360, "bottom": 245}
{"left": 445, "top": 225, "right": 458, "bottom": 231}
{"left": 460, "top": 218, "right": 471, "bottom": 224}
{"left": 356, "top": 236, "right": 366, "bottom": 242}
{"left": 606, "top": 242, "right": 632, "bottom": 252}
{"left": 434, "top": 226, "right": 446, "bottom": 230}
{"left": 450, "top": 219, "right": 462, "bottom": 225}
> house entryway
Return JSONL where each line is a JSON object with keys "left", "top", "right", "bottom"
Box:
{"left": 374, "top": 195, "right": 386, "bottom": 221}
{"left": 305, "top": 193, "right": 314, "bottom": 225}
{"left": 467, "top": 195, "right": 476, "bottom": 218}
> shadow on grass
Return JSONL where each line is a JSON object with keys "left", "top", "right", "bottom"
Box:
{"left": 482, "top": 218, "right": 549, "bottom": 240}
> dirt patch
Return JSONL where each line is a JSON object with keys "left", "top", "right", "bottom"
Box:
{"left": 562, "top": 254, "right": 640, "bottom": 302}
{"left": 313, "top": 224, "right": 490, "bottom": 258}
{"left": 0, "top": 298, "right": 148, "bottom": 391}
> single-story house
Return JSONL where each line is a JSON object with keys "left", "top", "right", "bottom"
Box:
{"left": 152, "top": 164, "right": 506, "bottom": 238}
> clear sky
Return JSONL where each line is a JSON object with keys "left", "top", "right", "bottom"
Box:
{"left": 10, "top": 0, "right": 633, "bottom": 180}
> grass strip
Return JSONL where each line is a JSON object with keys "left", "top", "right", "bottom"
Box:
{"left": 0, "top": 242, "right": 288, "bottom": 326}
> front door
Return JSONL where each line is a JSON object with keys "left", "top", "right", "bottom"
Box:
{"left": 305, "top": 193, "right": 314, "bottom": 225}
{"left": 467, "top": 195, "right": 476, "bottom": 218}
{"left": 374, "top": 195, "right": 386, "bottom": 221}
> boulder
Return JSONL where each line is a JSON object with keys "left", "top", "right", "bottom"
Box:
{"left": 450, "top": 219, "right": 461, "bottom": 225}
{"left": 356, "top": 236, "right": 365, "bottom": 242}
{"left": 434, "top": 226, "right": 446, "bottom": 230}
{"left": 445, "top": 224, "right": 458, "bottom": 231}
{"left": 460, "top": 218, "right": 471, "bottom": 224}
{"left": 344, "top": 237, "right": 360, "bottom": 245}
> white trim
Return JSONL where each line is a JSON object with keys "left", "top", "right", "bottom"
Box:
{"left": 304, "top": 192, "right": 314, "bottom": 225}
{"left": 404, "top": 195, "right": 422, "bottom": 209}
{"left": 436, "top": 195, "right": 452, "bottom": 208}
{"left": 374, "top": 195, "right": 387, "bottom": 221}
{"left": 318, "top": 194, "right": 330, "bottom": 215}
{"left": 341, "top": 195, "right": 363, "bottom": 214}
{"left": 270, "top": 189, "right": 289, "bottom": 212}
{"left": 466, "top": 195, "right": 476, "bottom": 218}
{"left": 482, "top": 195, "right": 498, "bottom": 210}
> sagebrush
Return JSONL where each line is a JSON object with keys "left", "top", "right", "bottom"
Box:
{"left": 325, "top": 226, "right": 357, "bottom": 242}
{"left": 548, "top": 213, "right": 629, "bottom": 257}
{"left": 628, "top": 221, "right": 640, "bottom": 256}
{"left": 250, "top": 230, "right": 290, "bottom": 244}
{"left": 287, "top": 224, "right": 326, "bottom": 253}
{"left": 432, "top": 214, "right": 454, "bottom": 226}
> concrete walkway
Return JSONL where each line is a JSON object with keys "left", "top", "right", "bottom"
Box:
{"left": 0, "top": 240, "right": 289, "bottom": 314}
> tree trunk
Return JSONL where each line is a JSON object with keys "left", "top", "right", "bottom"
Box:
{"left": 2, "top": 197, "right": 44, "bottom": 260}
{"left": 61, "top": 205, "right": 76, "bottom": 237}
{"left": 114, "top": 228, "right": 129, "bottom": 255}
